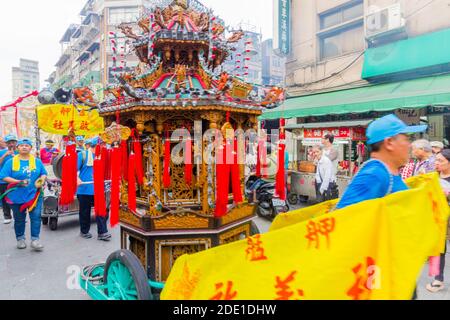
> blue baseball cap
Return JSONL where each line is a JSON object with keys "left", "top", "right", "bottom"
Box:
{"left": 89, "top": 137, "right": 99, "bottom": 147}
{"left": 4, "top": 134, "right": 18, "bottom": 143}
{"left": 76, "top": 136, "right": 85, "bottom": 142}
{"left": 17, "top": 138, "right": 33, "bottom": 147}
{"left": 367, "top": 114, "right": 428, "bottom": 145}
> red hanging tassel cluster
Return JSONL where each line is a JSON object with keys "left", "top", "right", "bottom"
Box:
{"left": 185, "top": 136, "right": 192, "bottom": 186}
{"left": 163, "top": 133, "right": 171, "bottom": 189}
{"left": 128, "top": 152, "right": 137, "bottom": 213}
{"left": 231, "top": 137, "right": 243, "bottom": 204}
{"left": 215, "top": 139, "right": 230, "bottom": 218}
{"left": 60, "top": 144, "right": 78, "bottom": 206}
{"left": 275, "top": 119, "right": 287, "bottom": 201}
{"left": 258, "top": 138, "right": 268, "bottom": 178}
{"left": 132, "top": 131, "right": 144, "bottom": 186}
{"left": 110, "top": 147, "right": 122, "bottom": 228}
{"left": 94, "top": 145, "right": 107, "bottom": 217}
{"left": 121, "top": 141, "right": 128, "bottom": 182}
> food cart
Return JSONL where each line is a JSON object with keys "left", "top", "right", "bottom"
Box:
{"left": 286, "top": 120, "right": 370, "bottom": 203}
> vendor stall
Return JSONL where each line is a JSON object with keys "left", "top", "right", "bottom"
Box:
{"left": 286, "top": 120, "right": 370, "bottom": 203}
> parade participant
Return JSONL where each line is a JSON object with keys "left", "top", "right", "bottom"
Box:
{"left": 40, "top": 140, "right": 60, "bottom": 165}
{"left": 337, "top": 115, "right": 427, "bottom": 210}
{"left": 77, "top": 137, "right": 111, "bottom": 241}
{"left": 0, "top": 134, "right": 18, "bottom": 224}
{"left": 426, "top": 149, "right": 450, "bottom": 293}
{"left": 412, "top": 139, "right": 436, "bottom": 176}
{"left": 76, "top": 136, "right": 85, "bottom": 151}
{"left": 313, "top": 145, "right": 335, "bottom": 203}
{"left": 431, "top": 141, "right": 444, "bottom": 155}
{"left": 0, "top": 138, "right": 47, "bottom": 251}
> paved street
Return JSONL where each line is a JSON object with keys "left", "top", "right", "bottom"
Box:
{"left": 0, "top": 211, "right": 448, "bottom": 300}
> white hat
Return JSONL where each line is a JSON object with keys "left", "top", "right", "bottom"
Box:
{"left": 430, "top": 141, "right": 444, "bottom": 149}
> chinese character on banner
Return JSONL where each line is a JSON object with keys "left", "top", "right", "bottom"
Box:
{"left": 79, "top": 109, "right": 86, "bottom": 117}
{"left": 60, "top": 107, "right": 71, "bottom": 117}
{"left": 275, "top": 271, "right": 305, "bottom": 300}
{"left": 347, "top": 257, "right": 378, "bottom": 300}
{"left": 246, "top": 235, "right": 268, "bottom": 262}
{"left": 210, "top": 281, "right": 238, "bottom": 300}
{"left": 313, "top": 129, "right": 322, "bottom": 138}
{"left": 79, "top": 121, "right": 90, "bottom": 131}
{"left": 305, "top": 217, "right": 336, "bottom": 250}
{"left": 53, "top": 120, "right": 64, "bottom": 130}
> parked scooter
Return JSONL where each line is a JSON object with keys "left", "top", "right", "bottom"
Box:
{"left": 245, "top": 175, "right": 289, "bottom": 221}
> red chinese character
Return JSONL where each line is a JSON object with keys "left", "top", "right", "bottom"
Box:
{"left": 275, "top": 271, "right": 304, "bottom": 300}
{"left": 347, "top": 257, "right": 377, "bottom": 300}
{"left": 60, "top": 107, "right": 71, "bottom": 117}
{"left": 79, "top": 109, "right": 86, "bottom": 117}
{"left": 210, "top": 281, "right": 238, "bottom": 300}
{"left": 246, "top": 235, "right": 268, "bottom": 262}
{"left": 79, "top": 121, "right": 90, "bottom": 131}
{"left": 53, "top": 120, "right": 63, "bottom": 130}
{"left": 305, "top": 217, "right": 336, "bottom": 250}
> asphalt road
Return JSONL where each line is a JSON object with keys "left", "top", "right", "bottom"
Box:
{"left": 0, "top": 210, "right": 448, "bottom": 300}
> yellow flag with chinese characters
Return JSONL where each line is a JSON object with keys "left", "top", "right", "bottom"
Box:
{"left": 161, "top": 173, "right": 449, "bottom": 300}
{"left": 37, "top": 104, "right": 104, "bottom": 136}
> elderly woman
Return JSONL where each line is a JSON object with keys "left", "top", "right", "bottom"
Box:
{"left": 426, "top": 149, "right": 450, "bottom": 292}
{"left": 0, "top": 139, "right": 47, "bottom": 251}
{"left": 412, "top": 139, "right": 436, "bottom": 176}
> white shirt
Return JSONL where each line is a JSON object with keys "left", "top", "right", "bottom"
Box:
{"left": 324, "top": 147, "right": 338, "bottom": 182}
{"left": 316, "top": 155, "right": 333, "bottom": 194}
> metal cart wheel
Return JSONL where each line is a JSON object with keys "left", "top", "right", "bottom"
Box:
{"left": 104, "top": 250, "right": 154, "bottom": 301}
{"left": 49, "top": 218, "right": 58, "bottom": 231}
{"left": 42, "top": 217, "right": 49, "bottom": 225}
{"left": 288, "top": 193, "right": 299, "bottom": 206}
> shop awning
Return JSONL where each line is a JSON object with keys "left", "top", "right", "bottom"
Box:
{"left": 362, "top": 28, "right": 450, "bottom": 80}
{"left": 260, "top": 73, "right": 450, "bottom": 120}
{"left": 286, "top": 120, "right": 371, "bottom": 130}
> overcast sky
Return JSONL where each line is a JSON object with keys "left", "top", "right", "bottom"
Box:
{"left": 0, "top": 0, "right": 273, "bottom": 104}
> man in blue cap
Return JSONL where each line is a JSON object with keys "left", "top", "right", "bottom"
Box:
{"left": 0, "top": 134, "right": 19, "bottom": 224}
{"left": 77, "top": 136, "right": 111, "bottom": 241}
{"left": 337, "top": 114, "right": 427, "bottom": 210}
{"left": 76, "top": 136, "right": 85, "bottom": 152}
{"left": 0, "top": 138, "right": 47, "bottom": 251}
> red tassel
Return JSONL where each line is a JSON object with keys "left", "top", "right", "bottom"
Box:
{"left": 60, "top": 144, "right": 77, "bottom": 206}
{"left": 255, "top": 142, "right": 261, "bottom": 177}
{"left": 215, "top": 140, "right": 230, "bottom": 218}
{"left": 103, "top": 148, "right": 112, "bottom": 181}
{"left": 94, "top": 145, "right": 107, "bottom": 217}
{"left": 185, "top": 136, "right": 192, "bottom": 186}
{"left": 133, "top": 140, "right": 144, "bottom": 185}
{"left": 275, "top": 127, "right": 287, "bottom": 201}
{"left": 128, "top": 153, "right": 137, "bottom": 213}
{"left": 121, "top": 141, "right": 128, "bottom": 182}
{"left": 163, "top": 137, "right": 171, "bottom": 189}
{"left": 110, "top": 147, "right": 122, "bottom": 228}
{"left": 231, "top": 137, "right": 243, "bottom": 204}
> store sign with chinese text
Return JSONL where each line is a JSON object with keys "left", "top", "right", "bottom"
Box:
{"left": 274, "top": 0, "right": 291, "bottom": 56}
{"left": 303, "top": 127, "right": 366, "bottom": 141}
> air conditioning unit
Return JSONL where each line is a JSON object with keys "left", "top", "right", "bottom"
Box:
{"left": 365, "top": 3, "right": 406, "bottom": 39}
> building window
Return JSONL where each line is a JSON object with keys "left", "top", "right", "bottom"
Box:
{"left": 320, "top": 1, "right": 364, "bottom": 30}
{"left": 319, "top": 1, "right": 364, "bottom": 60}
{"left": 109, "top": 7, "right": 140, "bottom": 25}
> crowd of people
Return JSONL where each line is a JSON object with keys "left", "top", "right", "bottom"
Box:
{"left": 0, "top": 134, "right": 110, "bottom": 252}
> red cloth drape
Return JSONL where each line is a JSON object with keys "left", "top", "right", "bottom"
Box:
{"left": 110, "top": 147, "right": 122, "bottom": 227}
{"left": 231, "top": 137, "right": 243, "bottom": 204}
{"left": 275, "top": 119, "right": 286, "bottom": 200}
{"left": 133, "top": 140, "right": 144, "bottom": 186}
{"left": 128, "top": 152, "right": 137, "bottom": 213}
{"left": 163, "top": 138, "right": 171, "bottom": 189}
{"left": 94, "top": 145, "right": 107, "bottom": 217}
{"left": 121, "top": 141, "right": 128, "bottom": 182}
{"left": 185, "top": 136, "right": 192, "bottom": 186}
{"left": 60, "top": 144, "right": 77, "bottom": 206}
{"left": 215, "top": 140, "right": 230, "bottom": 218}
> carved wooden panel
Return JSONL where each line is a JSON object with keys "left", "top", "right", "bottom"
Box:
{"left": 221, "top": 203, "right": 256, "bottom": 226}
{"left": 219, "top": 224, "right": 250, "bottom": 245}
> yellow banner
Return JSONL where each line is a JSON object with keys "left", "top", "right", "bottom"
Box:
{"left": 37, "top": 104, "right": 104, "bottom": 136}
{"left": 161, "top": 173, "right": 449, "bottom": 300}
